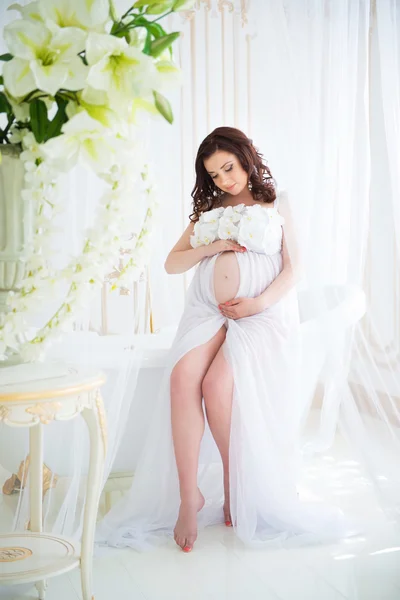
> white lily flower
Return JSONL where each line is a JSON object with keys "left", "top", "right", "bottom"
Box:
{"left": 42, "top": 110, "right": 116, "bottom": 173}
{"left": 22, "top": 131, "right": 45, "bottom": 153}
{"left": 67, "top": 87, "right": 121, "bottom": 129}
{"left": 126, "top": 27, "right": 147, "bottom": 49}
{"left": 129, "top": 96, "right": 161, "bottom": 123}
{"left": 8, "top": 2, "right": 43, "bottom": 22}
{"left": 39, "top": 0, "right": 110, "bottom": 33}
{"left": 2, "top": 57, "right": 37, "bottom": 98}
{"left": 9, "top": 125, "right": 24, "bottom": 143}
{"left": 7, "top": 95, "right": 31, "bottom": 123}
{"left": 154, "top": 59, "right": 182, "bottom": 92}
{"left": 86, "top": 33, "right": 159, "bottom": 111}
{"left": 3, "top": 19, "right": 87, "bottom": 96}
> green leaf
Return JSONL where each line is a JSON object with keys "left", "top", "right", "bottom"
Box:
{"left": 29, "top": 98, "right": 49, "bottom": 143}
{"left": 134, "top": 0, "right": 165, "bottom": 7}
{"left": 44, "top": 97, "right": 68, "bottom": 142}
{"left": 132, "top": 15, "right": 150, "bottom": 25}
{"left": 172, "top": 0, "right": 195, "bottom": 10}
{"left": 78, "top": 53, "right": 88, "bottom": 66}
{"left": 147, "top": 22, "right": 167, "bottom": 38}
{"left": 0, "top": 76, "right": 3, "bottom": 86}
{"left": 146, "top": 3, "right": 172, "bottom": 15}
{"left": 0, "top": 53, "right": 13, "bottom": 62}
{"left": 110, "top": 21, "right": 121, "bottom": 34}
{"left": 0, "top": 92, "right": 12, "bottom": 115}
{"left": 153, "top": 90, "right": 173, "bottom": 124}
{"left": 143, "top": 30, "right": 152, "bottom": 55}
{"left": 149, "top": 32, "right": 179, "bottom": 58}
{"left": 112, "top": 14, "right": 150, "bottom": 38}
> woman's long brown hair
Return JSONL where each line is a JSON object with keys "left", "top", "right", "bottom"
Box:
{"left": 189, "top": 126, "right": 276, "bottom": 222}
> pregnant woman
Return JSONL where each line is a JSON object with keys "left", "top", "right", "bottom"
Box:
{"left": 98, "top": 126, "right": 347, "bottom": 553}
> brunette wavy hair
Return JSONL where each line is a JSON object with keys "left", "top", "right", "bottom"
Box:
{"left": 189, "top": 126, "right": 276, "bottom": 222}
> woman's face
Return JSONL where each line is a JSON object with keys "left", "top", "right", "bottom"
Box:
{"left": 204, "top": 150, "right": 248, "bottom": 195}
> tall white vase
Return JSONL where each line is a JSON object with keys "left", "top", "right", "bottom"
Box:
{"left": 0, "top": 144, "right": 32, "bottom": 358}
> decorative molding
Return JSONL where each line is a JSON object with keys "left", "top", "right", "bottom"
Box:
{"left": 0, "top": 547, "right": 32, "bottom": 562}
{"left": 0, "top": 405, "right": 9, "bottom": 422}
{"left": 25, "top": 401, "right": 62, "bottom": 425}
{"left": 95, "top": 391, "right": 108, "bottom": 456}
{"left": 0, "top": 390, "right": 96, "bottom": 426}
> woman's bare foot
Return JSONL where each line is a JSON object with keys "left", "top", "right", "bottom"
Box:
{"left": 174, "top": 488, "right": 205, "bottom": 552}
{"left": 223, "top": 499, "right": 232, "bottom": 527}
{"left": 223, "top": 473, "right": 232, "bottom": 526}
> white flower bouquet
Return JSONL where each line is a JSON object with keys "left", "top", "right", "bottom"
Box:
{"left": 0, "top": 0, "right": 194, "bottom": 362}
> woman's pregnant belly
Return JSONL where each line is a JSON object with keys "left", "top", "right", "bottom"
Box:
{"left": 213, "top": 251, "right": 241, "bottom": 305}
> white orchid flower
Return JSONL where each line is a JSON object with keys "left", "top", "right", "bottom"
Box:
{"left": 218, "top": 215, "right": 240, "bottom": 240}
{"left": 222, "top": 205, "right": 245, "bottom": 223}
{"left": 0, "top": 320, "right": 23, "bottom": 351}
{"left": 237, "top": 218, "right": 265, "bottom": 251}
{"left": 190, "top": 220, "right": 218, "bottom": 247}
{"left": 86, "top": 33, "right": 159, "bottom": 111}
{"left": 38, "top": 0, "right": 110, "bottom": 33}
{"left": 42, "top": 110, "right": 116, "bottom": 173}
{"left": 201, "top": 208, "right": 224, "bottom": 224}
{"left": 3, "top": 19, "right": 87, "bottom": 96}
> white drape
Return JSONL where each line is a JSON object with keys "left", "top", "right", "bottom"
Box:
{"left": 245, "top": 0, "right": 400, "bottom": 517}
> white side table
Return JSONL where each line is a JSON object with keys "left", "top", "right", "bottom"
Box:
{"left": 0, "top": 365, "right": 107, "bottom": 600}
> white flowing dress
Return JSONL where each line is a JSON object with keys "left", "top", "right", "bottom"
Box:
{"left": 97, "top": 197, "right": 353, "bottom": 550}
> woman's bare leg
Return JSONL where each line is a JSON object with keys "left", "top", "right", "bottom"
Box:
{"left": 202, "top": 346, "right": 234, "bottom": 526}
{"left": 171, "top": 326, "right": 226, "bottom": 551}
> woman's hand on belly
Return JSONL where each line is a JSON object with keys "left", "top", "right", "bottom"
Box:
{"left": 203, "top": 239, "right": 247, "bottom": 257}
{"left": 218, "top": 296, "right": 264, "bottom": 320}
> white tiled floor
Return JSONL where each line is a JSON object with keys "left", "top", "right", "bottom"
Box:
{"left": 1, "top": 430, "right": 400, "bottom": 600}
{"left": 2, "top": 520, "right": 400, "bottom": 600}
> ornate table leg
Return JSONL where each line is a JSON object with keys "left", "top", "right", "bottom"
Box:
{"left": 29, "top": 423, "right": 47, "bottom": 600}
{"left": 80, "top": 392, "right": 107, "bottom": 600}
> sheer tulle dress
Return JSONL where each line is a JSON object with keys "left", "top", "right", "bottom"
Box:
{"left": 96, "top": 194, "right": 354, "bottom": 550}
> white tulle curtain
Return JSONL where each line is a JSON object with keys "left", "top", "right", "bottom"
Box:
{"left": 246, "top": 0, "right": 400, "bottom": 515}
